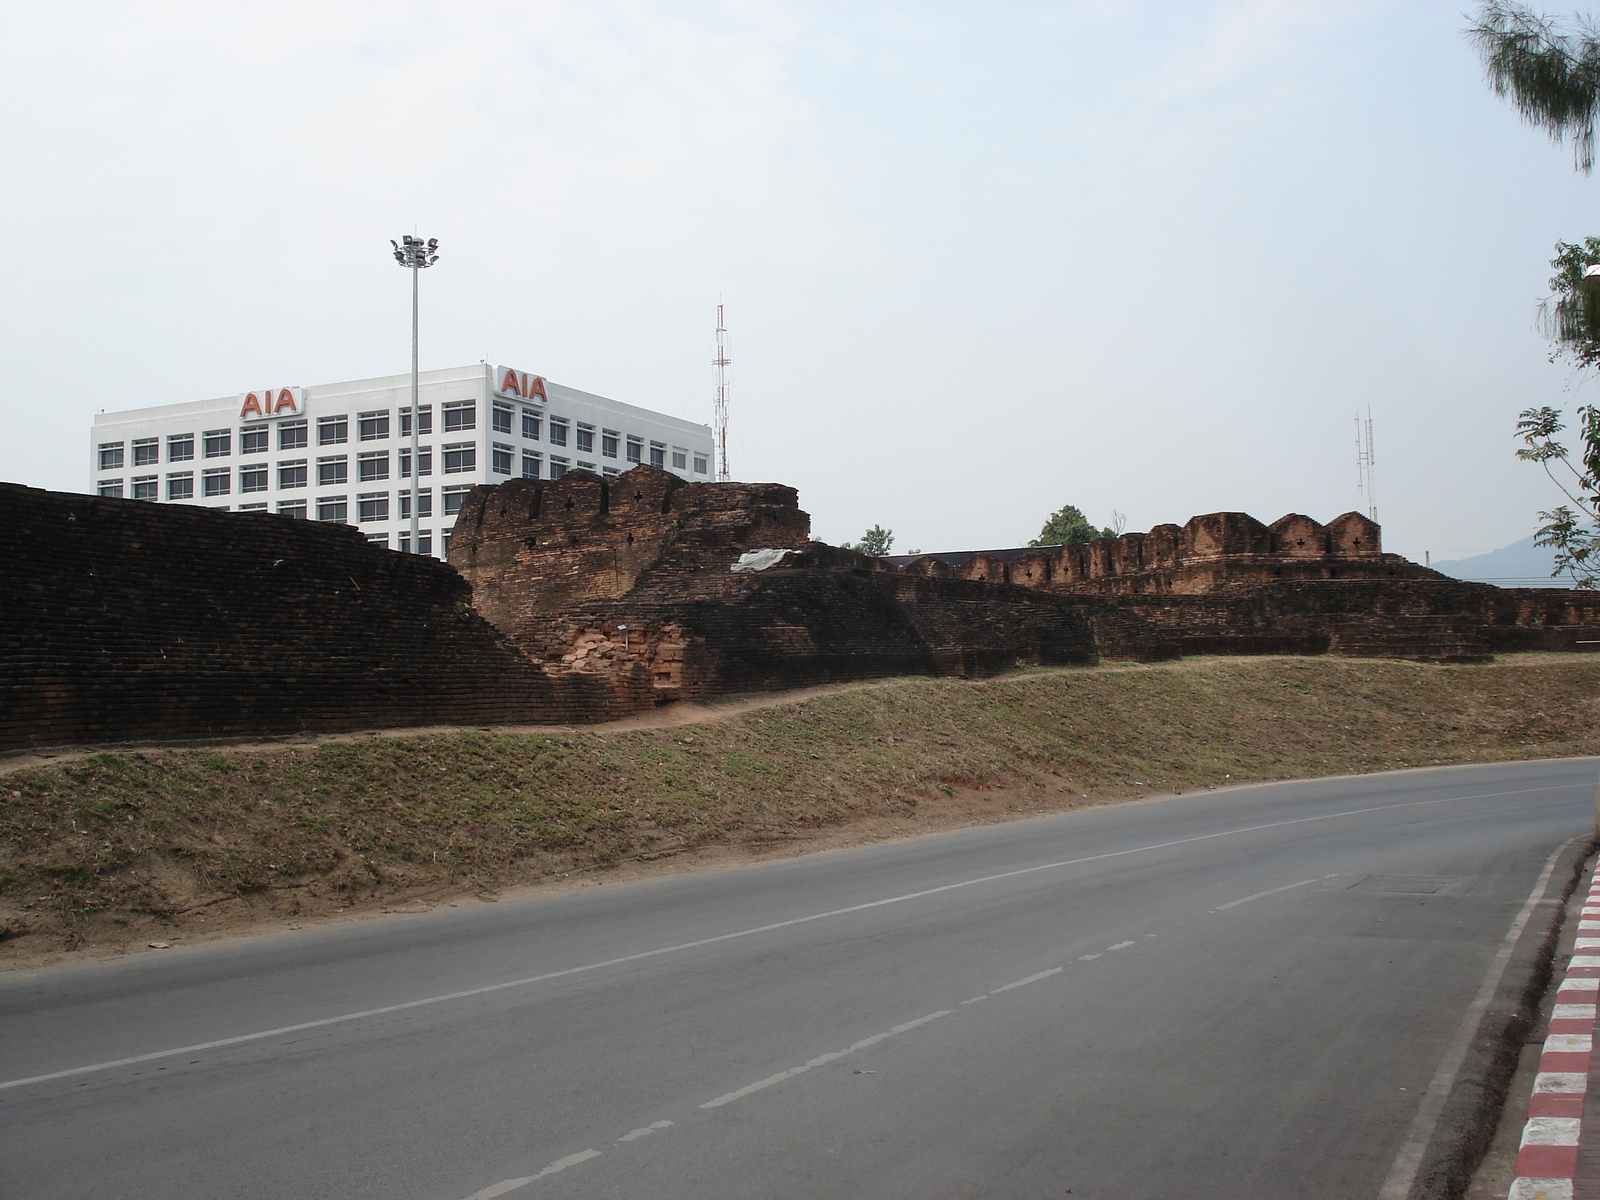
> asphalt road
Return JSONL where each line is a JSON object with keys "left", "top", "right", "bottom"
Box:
{"left": 1, "top": 759, "right": 1594, "bottom": 1200}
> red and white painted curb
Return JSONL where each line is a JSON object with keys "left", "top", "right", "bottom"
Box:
{"left": 1508, "top": 877, "right": 1600, "bottom": 1200}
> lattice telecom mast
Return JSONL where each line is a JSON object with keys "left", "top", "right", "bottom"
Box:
{"left": 1355, "top": 407, "right": 1378, "bottom": 523}
{"left": 714, "top": 303, "right": 731, "bottom": 482}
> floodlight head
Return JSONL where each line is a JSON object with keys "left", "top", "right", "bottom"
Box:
{"left": 391, "top": 234, "right": 440, "bottom": 269}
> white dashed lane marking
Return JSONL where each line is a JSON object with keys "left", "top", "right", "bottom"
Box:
{"left": 618, "top": 1121, "right": 673, "bottom": 1143}
{"left": 990, "top": 968, "right": 1063, "bottom": 994}
{"left": 464, "top": 1149, "right": 603, "bottom": 1199}
{"left": 1214, "top": 875, "right": 1334, "bottom": 912}
{"left": 700, "top": 1010, "right": 952, "bottom": 1109}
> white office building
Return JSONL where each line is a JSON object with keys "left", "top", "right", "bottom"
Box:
{"left": 90, "top": 363, "right": 716, "bottom": 559}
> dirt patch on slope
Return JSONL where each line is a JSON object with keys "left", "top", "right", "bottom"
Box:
{"left": 3, "top": 654, "right": 1597, "bottom": 971}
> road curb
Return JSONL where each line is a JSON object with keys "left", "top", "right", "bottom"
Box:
{"left": 1412, "top": 835, "right": 1596, "bottom": 1200}
{"left": 1503, "top": 846, "right": 1600, "bottom": 1200}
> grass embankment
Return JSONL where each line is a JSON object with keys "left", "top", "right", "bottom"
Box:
{"left": 3, "top": 655, "right": 1598, "bottom": 963}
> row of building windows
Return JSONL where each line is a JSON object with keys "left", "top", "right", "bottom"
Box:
{"left": 99, "top": 410, "right": 708, "bottom": 475}
{"left": 490, "top": 402, "right": 706, "bottom": 471}
{"left": 98, "top": 441, "right": 687, "bottom": 499}
{"left": 97, "top": 446, "right": 477, "bottom": 498}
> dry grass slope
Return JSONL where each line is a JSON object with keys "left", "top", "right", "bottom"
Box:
{"left": 3, "top": 655, "right": 1598, "bottom": 963}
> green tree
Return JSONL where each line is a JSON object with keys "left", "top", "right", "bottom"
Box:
{"left": 1470, "top": 2, "right": 1600, "bottom": 584}
{"left": 1468, "top": 1, "right": 1600, "bottom": 173}
{"left": 1516, "top": 405, "right": 1600, "bottom": 586}
{"left": 846, "top": 525, "right": 894, "bottom": 557}
{"left": 1029, "top": 504, "right": 1116, "bottom": 547}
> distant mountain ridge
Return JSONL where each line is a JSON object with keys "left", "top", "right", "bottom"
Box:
{"left": 1432, "top": 536, "right": 1567, "bottom": 588}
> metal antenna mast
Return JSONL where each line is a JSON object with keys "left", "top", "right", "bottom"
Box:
{"left": 1355, "top": 406, "right": 1377, "bottom": 523}
{"left": 714, "top": 303, "right": 731, "bottom": 482}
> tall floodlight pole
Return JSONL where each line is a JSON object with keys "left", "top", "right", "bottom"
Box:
{"left": 713, "top": 303, "right": 731, "bottom": 482}
{"left": 391, "top": 235, "right": 439, "bottom": 554}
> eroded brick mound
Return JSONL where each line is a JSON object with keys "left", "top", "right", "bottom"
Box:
{"left": 448, "top": 468, "right": 1130, "bottom": 703}
{"left": 0, "top": 482, "right": 578, "bottom": 751}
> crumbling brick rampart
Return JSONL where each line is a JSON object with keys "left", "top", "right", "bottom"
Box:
{"left": 0, "top": 482, "right": 600, "bottom": 752}
{"left": 447, "top": 469, "right": 1142, "bottom": 703}
{"left": 13, "top": 466, "right": 1600, "bottom": 751}
{"left": 893, "top": 511, "right": 1421, "bottom": 595}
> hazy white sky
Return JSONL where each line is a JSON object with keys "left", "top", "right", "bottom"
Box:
{"left": 3, "top": 0, "right": 1597, "bottom": 560}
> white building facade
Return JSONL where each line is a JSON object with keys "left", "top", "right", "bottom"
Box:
{"left": 89, "top": 364, "right": 716, "bottom": 559}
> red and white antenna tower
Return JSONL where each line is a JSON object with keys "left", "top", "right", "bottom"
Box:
{"left": 713, "top": 303, "right": 731, "bottom": 482}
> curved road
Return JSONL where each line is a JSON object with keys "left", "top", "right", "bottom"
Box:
{"left": 1, "top": 759, "right": 1595, "bottom": 1199}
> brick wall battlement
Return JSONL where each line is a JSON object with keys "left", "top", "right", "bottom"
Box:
{"left": 888, "top": 510, "right": 1430, "bottom": 595}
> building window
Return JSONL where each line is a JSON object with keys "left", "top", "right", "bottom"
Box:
{"left": 366, "top": 533, "right": 389, "bottom": 548}
{"left": 203, "top": 430, "right": 231, "bottom": 458}
{"left": 168, "top": 434, "right": 195, "bottom": 462}
{"left": 576, "top": 425, "right": 594, "bottom": 454}
{"left": 521, "top": 409, "right": 541, "bottom": 440}
{"left": 398, "top": 531, "right": 433, "bottom": 555}
{"left": 278, "top": 460, "right": 308, "bottom": 489}
{"left": 133, "top": 438, "right": 160, "bottom": 466}
{"left": 318, "top": 456, "right": 348, "bottom": 486}
{"left": 241, "top": 464, "right": 268, "bottom": 493}
{"left": 400, "top": 406, "right": 432, "bottom": 437}
{"left": 649, "top": 444, "right": 665, "bottom": 469}
{"left": 492, "top": 403, "right": 513, "bottom": 434}
{"left": 443, "top": 400, "right": 476, "bottom": 432}
{"left": 442, "top": 442, "right": 476, "bottom": 473}
{"left": 548, "top": 419, "right": 568, "bottom": 447}
{"left": 399, "top": 489, "right": 433, "bottom": 520}
{"left": 167, "top": 472, "right": 194, "bottom": 500}
{"left": 578, "top": 461, "right": 596, "bottom": 472}
{"left": 441, "top": 531, "right": 452, "bottom": 556}
{"left": 358, "top": 411, "right": 390, "bottom": 441}
{"left": 318, "top": 415, "right": 348, "bottom": 445}
{"left": 549, "top": 457, "right": 569, "bottom": 479}
{"left": 211, "top": 505, "right": 229, "bottom": 512}
{"left": 98, "top": 479, "right": 124, "bottom": 498}
{"left": 98, "top": 442, "right": 125, "bottom": 471}
{"left": 492, "top": 443, "right": 513, "bottom": 475}
{"left": 693, "top": 455, "right": 708, "bottom": 474}
{"left": 317, "top": 496, "right": 348, "bottom": 523}
{"left": 626, "top": 438, "right": 643, "bottom": 463}
{"left": 202, "top": 468, "right": 230, "bottom": 497}
{"left": 358, "top": 494, "right": 390, "bottom": 523}
{"left": 442, "top": 485, "right": 473, "bottom": 516}
{"left": 132, "top": 476, "right": 158, "bottom": 500}
{"left": 521, "top": 452, "right": 540, "bottom": 479}
{"left": 602, "top": 467, "right": 620, "bottom": 479}
{"left": 238, "top": 502, "right": 267, "bottom": 512}
{"left": 278, "top": 420, "right": 308, "bottom": 450}
{"left": 602, "top": 432, "right": 619, "bottom": 458}
{"left": 399, "top": 447, "right": 432, "bottom": 478}
{"left": 277, "top": 499, "right": 307, "bottom": 519}
{"left": 358, "top": 451, "right": 390, "bottom": 482}
{"left": 672, "top": 449, "right": 687, "bottom": 470}
{"left": 240, "top": 428, "right": 268, "bottom": 454}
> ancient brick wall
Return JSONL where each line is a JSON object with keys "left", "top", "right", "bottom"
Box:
{"left": 446, "top": 471, "right": 1158, "bottom": 705}
{"left": 894, "top": 511, "right": 1419, "bottom": 596}
{"left": 1101, "top": 578, "right": 1600, "bottom": 663}
{"left": 0, "top": 482, "right": 597, "bottom": 752}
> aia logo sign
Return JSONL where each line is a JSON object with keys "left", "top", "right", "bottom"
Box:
{"left": 493, "top": 367, "right": 548, "bottom": 404}
{"left": 238, "top": 387, "right": 305, "bottom": 421}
